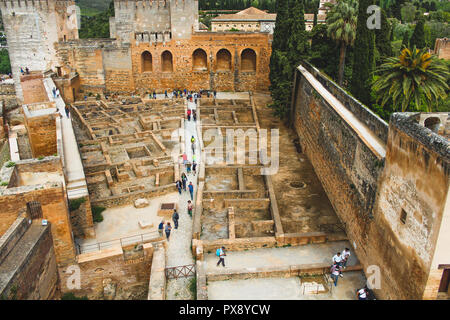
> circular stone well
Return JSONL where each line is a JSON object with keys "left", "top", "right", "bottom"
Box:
{"left": 289, "top": 181, "right": 307, "bottom": 189}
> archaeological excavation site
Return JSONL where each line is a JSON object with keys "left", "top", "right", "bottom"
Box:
{"left": 0, "top": 0, "right": 448, "bottom": 304}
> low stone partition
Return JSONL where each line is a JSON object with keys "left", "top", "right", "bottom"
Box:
{"left": 147, "top": 243, "right": 166, "bottom": 300}
{"left": 276, "top": 232, "right": 328, "bottom": 246}
{"left": 193, "top": 237, "right": 277, "bottom": 259}
{"left": 192, "top": 181, "right": 204, "bottom": 240}
{"left": 206, "top": 263, "right": 363, "bottom": 282}
{"left": 196, "top": 260, "right": 208, "bottom": 300}
{"left": 90, "top": 184, "right": 177, "bottom": 208}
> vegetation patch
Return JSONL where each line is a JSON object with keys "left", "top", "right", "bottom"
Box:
{"left": 92, "top": 205, "right": 106, "bottom": 223}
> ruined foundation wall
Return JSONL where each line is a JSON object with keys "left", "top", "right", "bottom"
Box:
{"left": 24, "top": 113, "right": 58, "bottom": 158}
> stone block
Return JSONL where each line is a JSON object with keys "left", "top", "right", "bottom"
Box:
{"left": 134, "top": 198, "right": 150, "bottom": 208}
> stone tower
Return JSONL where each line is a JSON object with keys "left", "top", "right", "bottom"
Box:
{"left": 110, "top": 0, "right": 199, "bottom": 44}
{"left": 0, "top": 0, "right": 79, "bottom": 102}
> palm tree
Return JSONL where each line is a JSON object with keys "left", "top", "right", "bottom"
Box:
{"left": 325, "top": 0, "right": 358, "bottom": 86}
{"left": 372, "top": 46, "right": 449, "bottom": 112}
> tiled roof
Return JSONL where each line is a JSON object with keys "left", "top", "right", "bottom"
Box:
{"left": 212, "top": 6, "right": 276, "bottom": 22}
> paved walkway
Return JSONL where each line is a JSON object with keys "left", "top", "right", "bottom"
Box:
{"left": 42, "top": 78, "right": 88, "bottom": 199}
{"left": 165, "top": 98, "right": 199, "bottom": 300}
{"left": 204, "top": 240, "right": 359, "bottom": 274}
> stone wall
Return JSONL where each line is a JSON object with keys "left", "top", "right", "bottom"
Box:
{"left": 24, "top": 111, "right": 58, "bottom": 158}
{"left": 434, "top": 38, "right": 450, "bottom": 60}
{"left": 0, "top": 0, "right": 79, "bottom": 101}
{"left": 56, "top": 32, "right": 271, "bottom": 95}
{"left": 290, "top": 63, "right": 450, "bottom": 300}
{"left": 0, "top": 219, "right": 59, "bottom": 300}
{"left": 58, "top": 244, "right": 154, "bottom": 299}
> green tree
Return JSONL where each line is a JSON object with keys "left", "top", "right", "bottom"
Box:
{"left": 0, "top": 49, "right": 11, "bottom": 74}
{"left": 326, "top": 0, "right": 358, "bottom": 86}
{"left": 287, "top": 0, "right": 309, "bottom": 67}
{"left": 350, "top": 0, "right": 376, "bottom": 105}
{"left": 375, "top": 9, "right": 393, "bottom": 60}
{"left": 309, "top": 23, "right": 340, "bottom": 79}
{"left": 410, "top": 18, "right": 426, "bottom": 49}
{"left": 401, "top": 30, "right": 410, "bottom": 48}
{"left": 401, "top": 2, "right": 416, "bottom": 23}
{"left": 372, "top": 46, "right": 449, "bottom": 112}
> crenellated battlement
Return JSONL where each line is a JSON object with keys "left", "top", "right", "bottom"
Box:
{"left": 0, "top": 0, "right": 76, "bottom": 12}
{"left": 113, "top": 0, "right": 196, "bottom": 10}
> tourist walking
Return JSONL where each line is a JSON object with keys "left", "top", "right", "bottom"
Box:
{"left": 213, "top": 90, "right": 217, "bottom": 98}
{"left": 330, "top": 264, "right": 341, "bottom": 287}
{"left": 165, "top": 222, "right": 172, "bottom": 241}
{"left": 172, "top": 209, "right": 179, "bottom": 229}
{"left": 188, "top": 182, "right": 194, "bottom": 200}
{"left": 357, "top": 287, "right": 368, "bottom": 300}
{"left": 176, "top": 179, "right": 182, "bottom": 194}
{"left": 187, "top": 108, "right": 191, "bottom": 121}
{"left": 158, "top": 221, "right": 164, "bottom": 237}
{"left": 65, "top": 105, "right": 70, "bottom": 118}
{"left": 186, "top": 161, "right": 192, "bottom": 174}
{"left": 191, "top": 141, "right": 196, "bottom": 154}
{"left": 52, "top": 87, "right": 57, "bottom": 98}
{"left": 216, "top": 246, "right": 226, "bottom": 267}
{"left": 181, "top": 172, "right": 187, "bottom": 191}
{"left": 165, "top": 90, "right": 168, "bottom": 98}
{"left": 342, "top": 248, "right": 351, "bottom": 268}
{"left": 192, "top": 161, "right": 197, "bottom": 175}
{"left": 182, "top": 152, "right": 188, "bottom": 166}
{"left": 193, "top": 109, "right": 197, "bottom": 121}
{"left": 332, "top": 252, "right": 344, "bottom": 277}
{"left": 187, "top": 200, "right": 193, "bottom": 218}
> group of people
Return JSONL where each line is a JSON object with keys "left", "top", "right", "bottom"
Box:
{"left": 149, "top": 89, "right": 218, "bottom": 101}
{"left": 187, "top": 108, "right": 197, "bottom": 121}
{"left": 20, "top": 67, "right": 30, "bottom": 75}
{"left": 52, "top": 87, "right": 60, "bottom": 99}
{"left": 175, "top": 177, "right": 195, "bottom": 200}
{"left": 330, "top": 248, "right": 351, "bottom": 287}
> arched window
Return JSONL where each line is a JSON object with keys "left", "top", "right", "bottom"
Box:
{"left": 241, "top": 48, "right": 256, "bottom": 72}
{"left": 141, "top": 51, "right": 152, "bottom": 72}
{"left": 216, "top": 49, "right": 232, "bottom": 71}
{"left": 161, "top": 51, "right": 173, "bottom": 72}
{"left": 192, "top": 48, "right": 208, "bottom": 71}
{"left": 424, "top": 117, "right": 441, "bottom": 133}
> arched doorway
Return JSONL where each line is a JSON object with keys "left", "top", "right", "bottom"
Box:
{"left": 141, "top": 51, "right": 152, "bottom": 72}
{"left": 241, "top": 48, "right": 256, "bottom": 72}
{"left": 161, "top": 51, "right": 173, "bottom": 72}
{"left": 192, "top": 48, "right": 208, "bottom": 71}
{"left": 424, "top": 117, "right": 441, "bottom": 133}
{"left": 216, "top": 49, "right": 232, "bottom": 71}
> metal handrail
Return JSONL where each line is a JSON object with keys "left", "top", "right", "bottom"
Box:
{"left": 77, "top": 231, "right": 160, "bottom": 254}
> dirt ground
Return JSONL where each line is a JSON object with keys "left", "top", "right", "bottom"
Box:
{"left": 253, "top": 93, "right": 342, "bottom": 235}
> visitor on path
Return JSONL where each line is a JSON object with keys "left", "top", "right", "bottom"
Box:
{"left": 176, "top": 179, "right": 182, "bottom": 194}
{"left": 332, "top": 252, "right": 344, "bottom": 277}
{"left": 213, "top": 90, "right": 217, "bottom": 98}
{"left": 342, "top": 248, "right": 351, "bottom": 268}
{"left": 56, "top": 88, "right": 60, "bottom": 98}
{"left": 182, "top": 152, "right": 188, "bottom": 165}
{"left": 193, "top": 109, "right": 197, "bottom": 122}
{"left": 25, "top": 67, "right": 29, "bottom": 74}
{"left": 153, "top": 91, "right": 156, "bottom": 99}
{"left": 65, "top": 105, "right": 70, "bottom": 118}
{"left": 192, "top": 161, "right": 197, "bottom": 175}
{"left": 188, "top": 182, "right": 194, "bottom": 200}
{"left": 330, "top": 264, "right": 341, "bottom": 287}
{"left": 20, "top": 67, "right": 24, "bottom": 75}
{"left": 172, "top": 209, "right": 179, "bottom": 229}
{"left": 187, "top": 109, "right": 191, "bottom": 121}
{"left": 187, "top": 200, "right": 193, "bottom": 218}
{"left": 52, "top": 87, "right": 57, "bottom": 98}
{"left": 184, "top": 89, "right": 187, "bottom": 96}
{"left": 165, "top": 90, "right": 168, "bottom": 98}
{"left": 191, "top": 136, "right": 195, "bottom": 144}
{"left": 191, "top": 141, "right": 196, "bottom": 154}
{"left": 357, "top": 287, "right": 368, "bottom": 300}
{"left": 186, "top": 161, "right": 192, "bottom": 174}
{"left": 181, "top": 172, "right": 187, "bottom": 191}
{"left": 158, "top": 221, "right": 164, "bottom": 237}
{"left": 216, "top": 246, "right": 226, "bottom": 267}
{"left": 165, "top": 222, "right": 172, "bottom": 241}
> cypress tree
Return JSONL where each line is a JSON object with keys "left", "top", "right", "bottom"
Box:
{"left": 350, "top": 0, "right": 376, "bottom": 106}
{"left": 401, "top": 31, "right": 410, "bottom": 49}
{"left": 287, "top": 0, "right": 309, "bottom": 70}
{"left": 410, "top": 18, "right": 426, "bottom": 49}
{"left": 375, "top": 9, "right": 392, "bottom": 59}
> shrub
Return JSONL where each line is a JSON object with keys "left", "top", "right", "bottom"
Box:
{"left": 69, "top": 197, "right": 86, "bottom": 212}
{"left": 1, "top": 181, "right": 8, "bottom": 186}
{"left": 188, "top": 277, "right": 197, "bottom": 300}
{"left": 92, "top": 206, "right": 106, "bottom": 223}
{"left": 61, "top": 292, "right": 88, "bottom": 300}
{"left": 5, "top": 161, "right": 15, "bottom": 168}
{"left": 37, "top": 156, "right": 45, "bottom": 160}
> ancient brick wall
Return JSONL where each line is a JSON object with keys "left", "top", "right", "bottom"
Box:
{"left": 56, "top": 33, "right": 271, "bottom": 95}
{"left": 58, "top": 244, "right": 154, "bottom": 299}
{"left": 291, "top": 63, "right": 450, "bottom": 300}
{"left": 0, "top": 184, "right": 76, "bottom": 266}
{"left": 0, "top": 222, "right": 59, "bottom": 300}
{"left": 24, "top": 113, "right": 58, "bottom": 158}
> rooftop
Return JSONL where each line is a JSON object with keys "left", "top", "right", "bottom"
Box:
{"left": 212, "top": 7, "right": 276, "bottom": 22}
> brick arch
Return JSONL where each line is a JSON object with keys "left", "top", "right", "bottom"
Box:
{"left": 192, "top": 48, "right": 208, "bottom": 71}
{"left": 141, "top": 51, "right": 152, "bottom": 72}
{"left": 161, "top": 50, "right": 173, "bottom": 72}
{"left": 241, "top": 48, "right": 256, "bottom": 72}
{"left": 216, "top": 48, "right": 232, "bottom": 71}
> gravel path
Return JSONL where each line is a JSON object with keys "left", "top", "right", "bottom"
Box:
{"left": 165, "top": 99, "right": 199, "bottom": 300}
